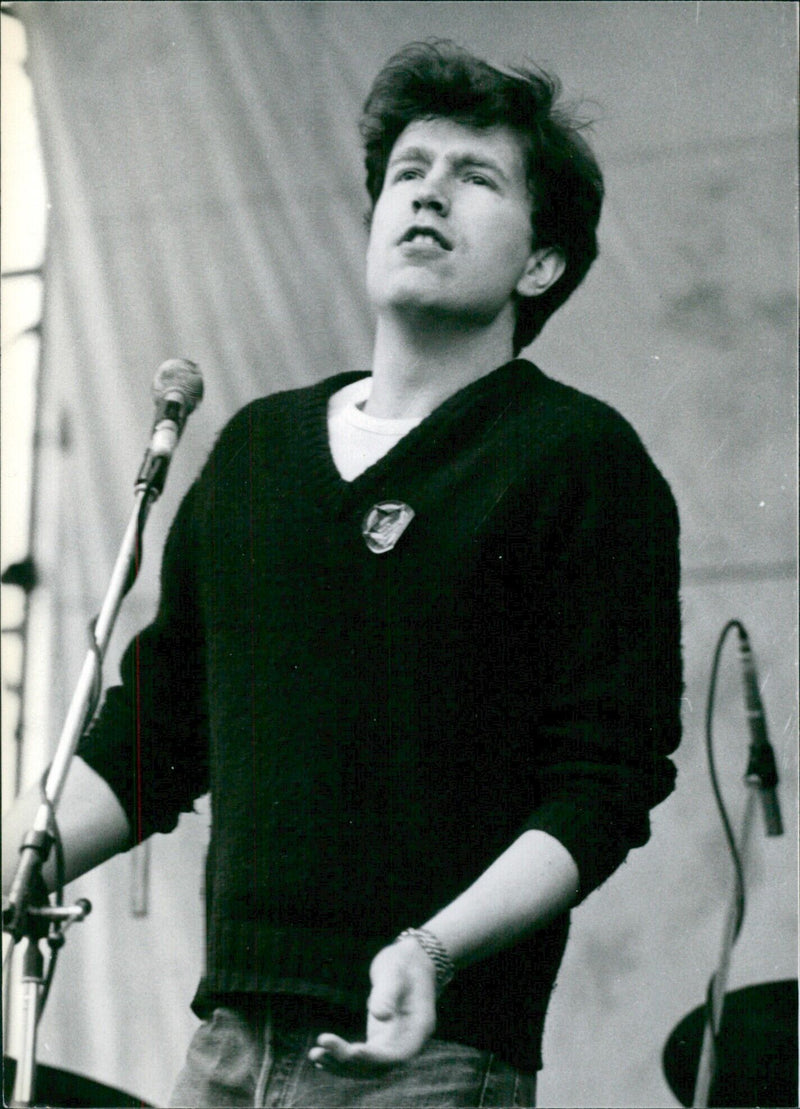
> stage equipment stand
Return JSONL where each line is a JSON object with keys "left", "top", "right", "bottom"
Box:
{"left": 691, "top": 624, "right": 784, "bottom": 1108}
{"left": 2, "top": 358, "right": 202, "bottom": 1108}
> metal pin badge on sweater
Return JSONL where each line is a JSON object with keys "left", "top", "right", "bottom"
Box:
{"left": 361, "top": 501, "right": 415, "bottom": 554}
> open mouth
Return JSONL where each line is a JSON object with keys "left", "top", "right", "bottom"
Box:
{"left": 399, "top": 226, "right": 453, "bottom": 251}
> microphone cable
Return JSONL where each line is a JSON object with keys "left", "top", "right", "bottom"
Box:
{"left": 704, "top": 618, "right": 748, "bottom": 946}
{"left": 699, "top": 615, "right": 778, "bottom": 1077}
{"left": 30, "top": 468, "right": 162, "bottom": 1022}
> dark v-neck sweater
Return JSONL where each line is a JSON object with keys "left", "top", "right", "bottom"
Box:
{"left": 79, "top": 359, "right": 682, "bottom": 1070}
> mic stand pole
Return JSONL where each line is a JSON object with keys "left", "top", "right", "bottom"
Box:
{"left": 3, "top": 480, "right": 160, "bottom": 1108}
{"left": 692, "top": 742, "right": 781, "bottom": 1108}
{"left": 691, "top": 785, "right": 757, "bottom": 1108}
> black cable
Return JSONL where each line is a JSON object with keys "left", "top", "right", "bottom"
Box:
{"left": 41, "top": 477, "right": 157, "bottom": 884}
{"left": 31, "top": 766, "right": 66, "bottom": 1017}
{"left": 701, "top": 617, "right": 750, "bottom": 1065}
{"left": 27, "top": 479, "right": 159, "bottom": 1021}
{"left": 705, "top": 618, "right": 748, "bottom": 941}
{"left": 37, "top": 767, "right": 64, "bottom": 906}
{"left": 86, "top": 615, "right": 104, "bottom": 716}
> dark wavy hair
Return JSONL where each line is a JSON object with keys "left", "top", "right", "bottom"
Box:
{"left": 360, "top": 41, "right": 604, "bottom": 352}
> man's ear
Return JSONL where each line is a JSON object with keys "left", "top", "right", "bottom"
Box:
{"left": 516, "top": 247, "right": 566, "bottom": 298}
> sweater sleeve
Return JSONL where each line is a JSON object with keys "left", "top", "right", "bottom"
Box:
{"left": 519, "top": 416, "right": 682, "bottom": 900}
{"left": 77, "top": 480, "right": 210, "bottom": 844}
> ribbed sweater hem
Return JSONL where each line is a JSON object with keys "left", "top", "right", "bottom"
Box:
{"left": 205, "top": 919, "right": 382, "bottom": 1008}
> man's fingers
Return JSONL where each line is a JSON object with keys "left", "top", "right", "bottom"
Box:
{"left": 309, "top": 1032, "right": 354, "bottom": 1063}
{"left": 308, "top": 1033, "right": 401, "bottom": 1073}
{"left": 309, "top": 1033, "right": 396, "bottom": 1065}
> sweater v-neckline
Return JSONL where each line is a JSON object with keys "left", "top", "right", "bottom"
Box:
{"left": 301, "top": 359, "right": 541, "bottom": 503}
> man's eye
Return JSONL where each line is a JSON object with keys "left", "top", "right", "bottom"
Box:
{"left": 465, "top": 173, "right": 494, "bottom": 188}
{"left": 393, "top": 168, "right": 422, "bottom": 182}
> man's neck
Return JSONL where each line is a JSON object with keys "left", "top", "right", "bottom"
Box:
{"left": 364, "top": 311, "right": 516, "bottom": 419}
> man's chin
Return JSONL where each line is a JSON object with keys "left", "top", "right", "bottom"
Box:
{"left": 382, "top": 295, "right": 504, "bottom": 331}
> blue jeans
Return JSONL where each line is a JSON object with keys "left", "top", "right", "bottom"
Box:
{"left": 169, "top": 1002, "right": 537, "bottom": 1107}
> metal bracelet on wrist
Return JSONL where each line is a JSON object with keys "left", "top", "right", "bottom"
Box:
{"left": 396, "top": 926, "right": 456, "bottom": 993}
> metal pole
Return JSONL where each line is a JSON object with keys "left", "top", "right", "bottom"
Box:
{"left": 3, "top": 485, "right": 157, "bottom": 1105}
{"left": 692, "top": 786, "right": 758, "bottom": 1108}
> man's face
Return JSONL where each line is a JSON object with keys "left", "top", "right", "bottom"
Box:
{"left": 365, "top": 118, "right": 539, "bottom": 329}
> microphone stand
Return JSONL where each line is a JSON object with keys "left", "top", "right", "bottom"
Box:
{"left": 691, "top": 784, "right": 757, "bottom": 1108}
{"left": 3, "top": 476, "right": 162, "bottom": 1108}
{"left": 691, "top": 626, "right": 783, "bottom": 1108}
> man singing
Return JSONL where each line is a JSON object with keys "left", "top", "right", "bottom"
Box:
{"left": 4, "top": 41, "right": 682, "bottom": 1107}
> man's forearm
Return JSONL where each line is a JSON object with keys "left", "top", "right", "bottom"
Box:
{"left": 309, "top": 828, "right": 580, "bottom": 1071}
{"left": 2, "top": 756, "right": 132, "bottom": 899}
{"left": 420, "top": 829, "right": 580, "bottom": 970}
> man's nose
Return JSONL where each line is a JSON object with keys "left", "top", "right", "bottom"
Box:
{"left": 412, "top": 180, "right": 450, "bottom": 217}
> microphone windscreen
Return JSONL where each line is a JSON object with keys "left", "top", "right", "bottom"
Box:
{"left": 152, "top": 358, "right": 204, "bottom": 412}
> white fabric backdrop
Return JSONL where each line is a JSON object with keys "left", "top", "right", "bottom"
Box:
{"left": 8, "top": 3, "right": 797, "bottom": 1105}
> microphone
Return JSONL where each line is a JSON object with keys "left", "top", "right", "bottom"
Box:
{"left": 737, "top": 626, "right": 783, "bottom": 836}
{"left": 136, "top": 358, "right": 203, "bottom": 495}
